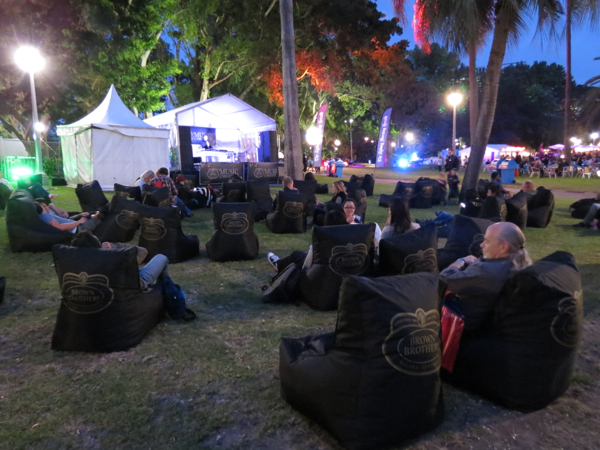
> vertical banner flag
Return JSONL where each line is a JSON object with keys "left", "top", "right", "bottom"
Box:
{"left": 312, "top": 104, "right": 328, "bottom": 168}
{"left": 375, "top": 108, "right": 392, "bottom": 168}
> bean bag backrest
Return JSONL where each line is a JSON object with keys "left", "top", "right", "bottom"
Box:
{"left": 379, "top": 223, "right": 438, "bottom": 276}
{"left": 137, "top": 203, "right": 199, "bottom": 263}
{"left": 51, "top": 245, "right": 164, "bottom": 352}
{"left": 460, "top": 200, "right": 483, "bottom": 218}
{"left": 266, "top": 190, "right": 308, "bottom": 234}
{"left": 349, "top": 174, "right": 362, "bottom": 183}
{"left": 393, "top": 181, "right": 415, "bottom": 198}
{"left": 360, "top": 173, "right": 375, "bottom": 196}
{"left": 93, "top": 196, "right": 141, "bottom": 243}
{"left": 114, "top": 183, "right": 142, "bottom": 202}
{"left": 299, "top": 223, "right": 375, "bottom": 311}
{"left": 76, "top": 180, "right": 109, "bottom": 212}
{"left": 410, "top": 177, "right": 439, "bottom": 209}
{"left": 449, "top": 251, "right": 582, "bottom": 411}
{"left": 246, "top": 179, "right": 272, "bottom": 221}
{"left": 569, "top": 197, "right": 596, "bottom": 219}
{"left": 280, "top": 273, "right": 445, "bottom": 450}
{"left": 6, "top": 189, "right": 73, "bottom": 252}
{"left": 0, "top": 183, "right": 11, "bottom": 210}
{"left": 205, "top": 202, "right": 259, "bottom": 262}
{"left": 478, "top": 195, "right": 507, "bottom": 222}
{"left": 437, "top": 215, "right": 494, "bottom": 270}
{"left": 527, "top": 188, "right": 554, "bottom": 228}
{"left": 506, "top": 191, "right": 529, "bottom": 229}
{"left": 142, "top": 185, "right": 171, "bottom": 208}
{"left": 293, "top": 179, "right": 317, "bottom": 216}
{"left": 220, "top": 182, "right": 247, "bottom": 203}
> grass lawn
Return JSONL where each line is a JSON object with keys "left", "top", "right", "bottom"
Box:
{"left": 1, "top": 173, "right": 599, "bottom": 449}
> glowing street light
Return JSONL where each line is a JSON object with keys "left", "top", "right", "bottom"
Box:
{"left": 334, "top": 139, "right": 341, "bottom": 147}
{"left": 590, "top": 132, "right": 599, "bottom": 145}
{"left": 344, "top": 118, "right": 354, "bottom": 162}
{"left": 364, "top": 136, "right": 369, "bottom": 142}
{"left": 14, "top": 46, "right": 45, "bottom": 177}
{"left": 406, "top": 132, "right": 415, "bottom": 142}
{"left": 447, "top": 92, "right": 463, "bottom": 153}
{"left": 305, "top": 126, "right": 322, "bottom": 146}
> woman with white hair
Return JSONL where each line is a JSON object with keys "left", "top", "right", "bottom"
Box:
{"left": 134, "top": 170, "right": 155, "bottom": 189}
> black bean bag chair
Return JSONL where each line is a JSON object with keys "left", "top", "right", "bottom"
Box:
{"left": 0, "top": 276, "right": 4, "bottom": 304}
{"left": 506, "top": 191, "right": 529, "bottom": 229}
{"left": 361, "top": 173, "right": 375, "bottom": 196}
{"left": 114, "top": 183, "right": 142, "bottom": 202}
{"left": 218, "top": 182, "right": 247, "bottom": 203}
{"left": 142, "top": 185, "right": 171, "bottom": 208}
{"left": 51, "top": 245, "right": 165, "bottom": 352}
{"left": 379, "top": 181, "right": 415, "bottom": 208}
{"left": 280, "top": 273, "right": 445, "bottom": 450}
{"left": 93, "top": 195, "right": 141, "bottom": 243}
{"left": 477, "top": 179, "right": 491, "bottom": 198}
{"left": 293, "top": 180, "right": 317, "bottom": 217}
{"left": 378, "top": 223, "right": 438, "bottom": 276}
{"left": 205, "top": 202, "right": 259, "bottom": 262}
{"left": 527, "top": 188, "right": 554, "bottom": 228}
{"left": 447, "top": 251, "right": 582, "bottom": 411}
{"left": 0, "top": 183, "right": 11, "bottom": 210}
{"left": 437, "top": 215, "right": 494, "bottom": 271}
{"left": 76, "top": 180, "right": 109, "bottom": 212}
{"left": 410, "top": 177, "right": 440, "bottom": 209}
{"left": 569, "top": 198, "right": 596, "bottom": 219}
{"left": 266, "top": 191, "right": 308, "bottom": 234}
{"left": 299, "top": 223, "right": 376, "bottom": 311}
{"left": 478, "top": 195, "right": 507, "bottom": 222}
{"left": 246, "top": 179, "right": 272, "bottom": 222}
{"left": 460, "top": 199, "right": 483, "bottom": 218}
{"left": 6, "top": 189, "right": 73, "bottom": 252}
{"left": 137, "top": 204, "right": 199, "bottom": 263}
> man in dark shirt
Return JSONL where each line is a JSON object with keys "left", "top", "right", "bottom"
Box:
{"left": 447, "top": 169, "right": 460, "bottom": 204}
{"left": 153, "top": 167, "right": 192, "bottom": 217}
{"left": 444, "top": 149, "right": 460, "bottom": 172}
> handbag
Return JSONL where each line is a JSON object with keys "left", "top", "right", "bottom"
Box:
{"left": 441, "top": 302, "right": 465, "bottom": 372}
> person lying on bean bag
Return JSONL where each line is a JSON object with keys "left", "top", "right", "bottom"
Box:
{"left": 36, "top": 201, "right": 102, "bottom": 234}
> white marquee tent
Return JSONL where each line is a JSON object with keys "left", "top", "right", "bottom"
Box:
{"left": 144, "top": 94, "right": 276, "bottom": 163}
{"left": 0, "top": 138, "right": 28, "bottom": 157}
{"left": 458, "top": 144, "right": 525, "bottom": 163}
{"left": 57, "top": 85, "right": 170, "bottom": 190}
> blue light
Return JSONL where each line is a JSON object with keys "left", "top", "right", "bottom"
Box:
{"left": 398, "top": 159, "right": 409, "bottom": 168}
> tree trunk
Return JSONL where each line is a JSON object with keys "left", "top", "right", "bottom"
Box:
{"left": 279, "top": 0, "right": 303, "bottom": 180}
{"left": 200, "top": 51, "right": 212, "bottom": 101}
{"left": 462, "top": 8, "right": 511, "bottom": 193}
{"left": 563, "top": 0, "right": 572, "bottom": 162}
{"left": 468, "top": 40, "right": 478, "bottom": 145}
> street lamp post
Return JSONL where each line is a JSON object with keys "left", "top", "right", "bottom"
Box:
{"left": 590, "top": 132, "right": 599, "bottom": 145}
{"left": 14, "top": 46, "right": 46, "bottom": 180}
{"left": 344, "top": 118, "right": 354, "bottom": 163}
{"left": 447, "top": 93, "right": 463, "bottom": 153}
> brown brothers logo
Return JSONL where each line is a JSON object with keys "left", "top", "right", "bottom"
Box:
{"left": 158, "top": 199, "right": 170, "bottom": 208}
{"left": 62, "top": 272, "right": 114, "bottom": 314}
{"left": 221, "top": 212, "right": 249, "bottom": 234}
{"left": 551, "top": 291, "right": 582, "bottom": 347}
{"left": 207, "top": 168, "right": 219, "bottom": 180}
{"left": 500, "top": 204, "right": 507, "bottom": 221}
{"left": 283, "top": 201, "right": 304, "bottom": 218}
{"left": 254, "top": 168, "right": 264, "bottom": 178}
{"left": 469, "top": 233, "right": 485, "bottom": 257}
{"left": 421, "top": 186, "right": 433, "bottom": 198}
{"left": 329, "top": 243, "right": 369, "bottom": 276}
{"left": 382, "top": 308, "right": 441, "bottom": 375}
{"left": 517, "top": 205, "right": 527, "bottom": 223}
{"left": 115, "top": 210, "right": 139, "bottom": 230}
{"left": 141, "top": 218, "right": 167, "bottom": 240}
{"left": 115, "top": 190, "right": 129, "bottom": 197}
{"left": 403, "top": 248, "right": 437, "bottom": 274}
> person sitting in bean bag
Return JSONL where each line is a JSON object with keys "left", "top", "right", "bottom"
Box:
{"left": 381, "top": 197, "right": 420, "bottom": 240}
{"left": 36, "top": 201, "right": 102, "bottom": 234}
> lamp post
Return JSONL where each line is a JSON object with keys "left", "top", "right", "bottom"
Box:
{"left": 344, "top": 118, "right": 354, "bottom": 162}
{"left": 590, "top": 132, "right": 599, "bottom": 145}
{"left": 447, "top": 92, "right": 463, "bottom": 153}
{"left": 14, "top": 46, "right": 45, "bottom": 179}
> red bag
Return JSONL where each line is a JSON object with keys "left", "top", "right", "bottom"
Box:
{"left": 441, "top": 304, "right": 465, "bottom": 372}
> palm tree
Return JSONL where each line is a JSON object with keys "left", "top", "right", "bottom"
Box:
{"left": 563, "top": 0, "right": 600, "bottom": 161}
{"left": 577, "top": 56, "right": 600, "bottom": 129}
{"left": 392, "top": 0, "right": 562, "bottom": 192}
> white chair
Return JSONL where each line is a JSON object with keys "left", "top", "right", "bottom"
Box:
{"left": 582, "top": 167, "right": 592, "bottom": 179}
{"left": 530, "top": 167, "right": 540, "bottom": 178}
{"left": 546, "top": 167, "right": 557, "bottom": 178}
{"left": 562, "top": 166, "right": 573, "bottom": 177}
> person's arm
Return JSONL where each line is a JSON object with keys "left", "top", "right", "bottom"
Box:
{"left": 166, "top": 178, "right": 179, "bottom": 197}
{"left": 48, "top": 217, "right": 85, "bottom": 231}
{"left": 48, "top": 203, "right": 69, "bottom": 218}
{"left": 302, "top": 245, "right": 314, "bottom": 269}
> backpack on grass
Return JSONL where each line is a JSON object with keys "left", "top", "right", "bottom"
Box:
{"left": 161, "top": 276, "right": 196, "bottom": 321}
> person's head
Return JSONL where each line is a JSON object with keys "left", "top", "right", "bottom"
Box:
{"left": 176, "top": 175, "right": 186, "bottom": 185}
{"left": 141, "top": 170, "right": 155, "bottom": 183}
{"left": 71, "top": 230, "right": 102, "bottom": 248}
{"left": 282, "top": 176, "right": 294, "bottom": 189}
{"left": 332, "top": 181, "right": 346, "bottom": 195}
{"left": 487, "top": 183, "right": 502, "bottom": 197}
{"left": 449, "top": 168, "right": 456, "bottom": 176}
{"left": 304, "top": 172, "right": 315, "bottom": 181}
{"left": 343, "top": 199, "right": 356, "bottom": 218}
{"left": 389, "top": 198, "right": 412, "bottom": 234}
{"left": 481, "top": 222, "right": 531, "bottom": 269}
{"left": 491, "top": 171, "right": 500, "bottom": 181}
{"left": 522, "top": 180, "right": 535, "bottom": 192}
{"left": 34, "top": 202, "right": 46, "bottom": 215}
{"left": 464, "top": 188, "right": 478, "bottom": 202}
{"left": 324, "top": 209, "right": 347, "bottom": 226}
{"left": 156, "top": 167, "right": 169, "bottom": 176}
{"left": 448, "top": 149, "right": 454, "bottom": 156}
{"left": 438, "top": 172, "right": 446, "bottom": 181}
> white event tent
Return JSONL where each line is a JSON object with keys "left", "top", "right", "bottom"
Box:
{"left": 57, "top": 85, "right": 170, "bottom": 190}
{"left": 458, "top": 144, "right": 525, "bottom": 163}
{"left": 0, "top": 138, "right": 28, "bottom": 157}
{"left": 144, "top": 94, "right": 276, "bottom": 163}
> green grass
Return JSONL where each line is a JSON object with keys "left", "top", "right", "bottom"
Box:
{"left": 0, "top": 176, "right": 599, "bottom": 449}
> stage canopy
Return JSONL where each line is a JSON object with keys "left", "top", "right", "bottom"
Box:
{"left": 57, "top": 85, "right": 169, "bottom": 190}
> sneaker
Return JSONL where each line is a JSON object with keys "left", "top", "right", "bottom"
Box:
{"left": 267, "top": 252, "right": 279, "bottom": 269}
{"left": 49, "top": 194, "right": 59, "bottom": 200}
{"left": 572, "top": 222, "right": 589, "bottom": 228}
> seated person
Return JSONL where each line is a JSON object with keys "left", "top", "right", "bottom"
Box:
{"left": 573, "top": 192, "right": 600, "bottom": 228}
{"left": 313, "top": 181, "right": 347, "bottom": 225}
{"left": 447, "top": 169, "right": 460, "bottom": 203}
{"left": 267, "top": 209, "right": 349, "bottom": 272}
{"left": 521, "top": 180, "right": 536, "bottom": 197}
{"left": 0, "top": 169, "right": 14, "bottom": 194}
{"left": 71, "top": 230, "right": 148, "bottom": 265}
{"left": 380, "top": 197, "right": 420, "bottom": 240}
{"left": 343, "top": 199, "right": 361, "bottom": 224}
{"left": 487, "top": 182, "right": 504, "bottom": 199}
{"left": 135, "top": 170, "right": 155, "bottom": 190}
{"left": 70, "top": 231, "right": 168, "bottom": 291}
{"left": 440, "top": 222, "right": 532, "bottom": 334}
{"left": 34, "top": 197, "right": 78, "bottom": 220}
{"left": 272, "top": 176, "right": 298, "bottom": 210}
{"left": 36, "top": 201, "right": 102, "bottom": 234}
{"left": 153, "top": 167, "right": 192, "bottom": 217}
{"left": 491, "top": 171, "right": 512, "bottom": 198}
